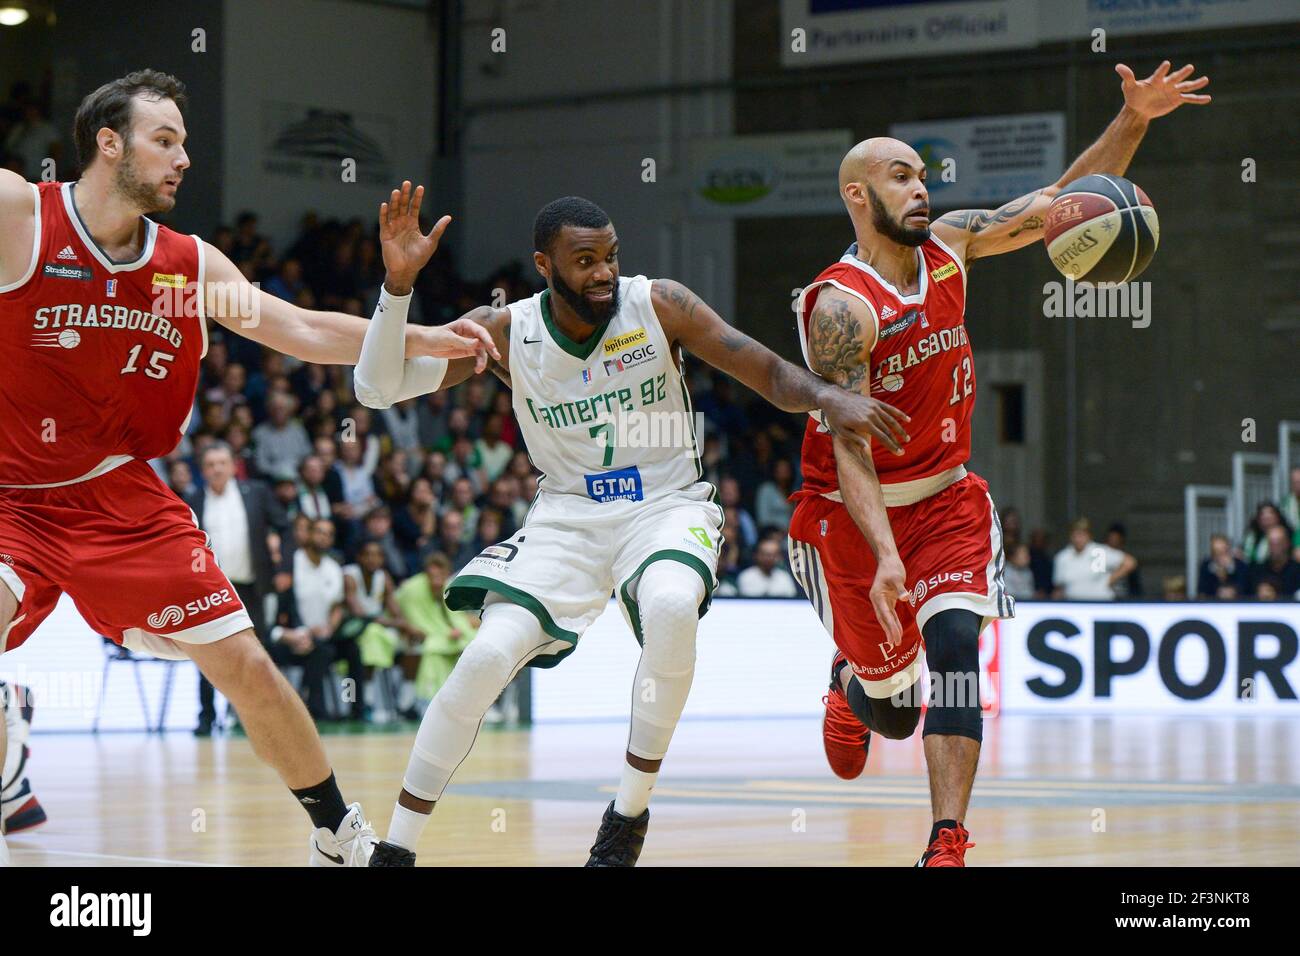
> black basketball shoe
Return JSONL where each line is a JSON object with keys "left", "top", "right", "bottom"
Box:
{"left": 368, "top": 840, "right": 417, "bottom": 867}
{"left": 584, "top": 801, "right": 650, "bottom": 867}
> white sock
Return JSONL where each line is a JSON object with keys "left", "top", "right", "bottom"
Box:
{"left": 614, "top": 762, "right": 656, "bottom": 817}
{"left": 387, "top": 802, "right": 431, "bottom": 852}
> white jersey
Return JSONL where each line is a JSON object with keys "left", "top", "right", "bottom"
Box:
{"left": 507, "top": 275, "right": 703, "bottom": 509}
{"left": 342, "top": 564, "right": 386, "bottom": 616}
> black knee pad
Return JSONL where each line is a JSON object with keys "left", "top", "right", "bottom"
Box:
{"left": 871, "top": 691, "right": 922, "bottom": 739}
{"left": 920, "top": 609, "right": 984, "bottom": 743}
{"left": 846, "top": 677, "right": 921, "bottom": 740}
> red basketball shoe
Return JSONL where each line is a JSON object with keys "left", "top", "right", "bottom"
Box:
{"left": 916, "top": 824, "right": 975, "bottom": 867}
{"left": 822, "top": 652, "right": 871, "bottom": 780}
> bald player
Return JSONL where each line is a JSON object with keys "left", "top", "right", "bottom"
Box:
{"left": 786, "top": 60, "right": 1210, "bottom": 866}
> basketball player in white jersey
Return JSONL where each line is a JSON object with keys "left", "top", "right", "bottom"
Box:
{"left": 350, "top": 186, "right": 911, "bottom": 866}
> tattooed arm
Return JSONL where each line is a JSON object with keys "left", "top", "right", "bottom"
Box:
{"left": 650, "top": 278, "right": 909, "bottom": 453}
{"left": 805, "top": 284, "right": 910, "bottom": 643}
{"left": 932, "top": 59, "right": 1210, "bottom": 263}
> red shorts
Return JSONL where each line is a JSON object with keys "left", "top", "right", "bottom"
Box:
{"left": 0, "top": 459, "right": 251, "bottom": 659}
{"left": 787, "top": 471, "right": 1012, "bottom": 698}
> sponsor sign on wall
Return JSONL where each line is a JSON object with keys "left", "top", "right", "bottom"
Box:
{"left": 5, "top": 598, "right": 1293, "bottom": 730}
{"left": 781, "top": 0, "right": 1039, "bottom": 67}
{"left": 999, "top": 602, "right": 1299, "bottom": 714}
{"left": 889, "top": 112, "right": 1065, "bottom": 209}
{"left": 688, "top": 130, "right": 852, "bottom": 218}
{"left": 781, "top": 1, "right": 1298, "bottom": 68}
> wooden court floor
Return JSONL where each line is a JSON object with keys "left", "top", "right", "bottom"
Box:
{"left": 7, "top": 714, "right": 1299, "bottom": 866}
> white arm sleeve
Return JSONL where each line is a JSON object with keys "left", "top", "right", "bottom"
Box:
{"left": 353, "top": 288, "right": 449, "bottom": 409}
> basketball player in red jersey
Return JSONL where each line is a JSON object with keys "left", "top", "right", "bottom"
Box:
{"left": 0, "top": 70, "right": 495, "bottom": 866}
{"left": 787, "top": 61, "right": 1210, "bottom": 866}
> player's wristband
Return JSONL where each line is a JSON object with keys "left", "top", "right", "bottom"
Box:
{"left": 355, "top": 286, "right": 414, "bottom": 408}
{"left": 378, "top": 285, "right": 413, "bottom": 315}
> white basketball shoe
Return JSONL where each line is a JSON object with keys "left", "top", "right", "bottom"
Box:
{"left": 1, "top": 682, "right": 46, "bottom": 834}
{"left": 308, "top": 802, "right": 376, "bottom": 866}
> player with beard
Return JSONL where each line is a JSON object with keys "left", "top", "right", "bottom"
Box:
{"left": 351, "top": 194, "right": 911, "bottom": 866}
{"left": 787, "top": 60, "right": 1210, "bottom": 866}
{"left": 0, "top": 70, "right": 494, "bottom": 866}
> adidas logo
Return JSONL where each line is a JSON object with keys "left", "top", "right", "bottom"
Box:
{"left": 879, "top": 304, "right": 897, "bottom": 321}
{"left": 56, "top": 245, "right": 79, "bottom": 262}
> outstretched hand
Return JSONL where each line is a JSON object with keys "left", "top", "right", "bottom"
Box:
{"left": 380, "top": 181, "right": 451, "bottom": 293}
{"left": 427, "top": 317, "right": 500, "bottom": 374}
{"left": 821, "top": 390, "right": 912, "bottom": 456}
{"left": 1116, "top": 61, "right": 1211, "bottom": 120}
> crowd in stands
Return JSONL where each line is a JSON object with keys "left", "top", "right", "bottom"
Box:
{"left": 0, "top": 81, "right": 61, "bottom": 180}
{"left": 1196, "top": 477, "right": 1300, "bottom": 601}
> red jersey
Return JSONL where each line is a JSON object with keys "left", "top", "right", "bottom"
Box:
{"left": 0, "top": 181, "right": 207, "bottom": 486}
{"left": 793, "top": 235, "right": 973, "bottom": 502}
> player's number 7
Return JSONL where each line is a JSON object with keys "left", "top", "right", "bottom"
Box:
{"left": 589, "top": 422, "right": 615, "bottom": 467}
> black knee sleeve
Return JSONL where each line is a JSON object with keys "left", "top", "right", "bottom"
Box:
{"left": 920, "top": 609, "right": 984, "bottom": 743}
{"left": 846, "top": 674, "right": 922, "bottom": 740}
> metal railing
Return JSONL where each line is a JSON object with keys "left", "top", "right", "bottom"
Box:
{"left": 1279, "top": 420, "right": 1300, "bottom": 500}
{"left": 1185, "top": 485, "right": 1233, "bottom": 598}
{"left": 1232, "top": 452, "right": 1281, "bottom": 545}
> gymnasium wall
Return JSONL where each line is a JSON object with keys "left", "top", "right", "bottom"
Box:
{"left": 50, "top": 0, "right": 227, "bottom": 239}
{"left": 220, "top": 0, "right": 439, "bottom": 250}
{"left": 731, "top": 3, "right": 1300, "bottom": 583}
{"left": 454, "top": 0, "right": 738, "bottom": 319}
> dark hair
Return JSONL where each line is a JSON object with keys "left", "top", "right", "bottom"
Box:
{"left": 1250, "top": 501, "right": 1292, "bottom": 539}
{"left": 533, "top": 196, "right": 610, "bottom": 254}
{"left": 423, "top": 551, "right": 452, "bottom": 572}
{"left": 73, "top": 69, "right": 187, "bottom": 171}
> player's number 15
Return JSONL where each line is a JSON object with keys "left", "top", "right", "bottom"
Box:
{"left": 121, "top": 344, "right": 176, "bottom": 380}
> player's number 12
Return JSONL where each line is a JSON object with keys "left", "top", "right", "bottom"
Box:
{"left": 949, "top": 356, "right": 972, "bottom": 405}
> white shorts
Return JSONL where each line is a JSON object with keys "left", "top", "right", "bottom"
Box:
{"left": 446, "top": 482, "right": 724, "bottom": 667}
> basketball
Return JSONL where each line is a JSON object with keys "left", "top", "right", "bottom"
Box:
{"left": 1044, "top": 174, "right": 1159, "bottom": 283}
{"left": 57, "top": 329, "right": 80, "bottom": 349}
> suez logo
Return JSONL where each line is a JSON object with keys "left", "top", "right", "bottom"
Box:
{"left": 50, "top": 886, "right": 151, "bottom": 936}
{"left": 1014, "top": 611, "right": 1298, "bottom": 703}
{"left": 907, "top": 570, "right": 974, "bottom": 607}
{"left": 145, "top": 589, "right": 235, "bottom": 629}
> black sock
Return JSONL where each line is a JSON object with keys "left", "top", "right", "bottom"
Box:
{"left": 291, "top": 772, "right": 349, "bottom": 833}
{"left": 929, "top": 819, "right": 961, "bottom": 845}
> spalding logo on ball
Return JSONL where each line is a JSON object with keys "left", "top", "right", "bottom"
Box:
{"left": 1044, "top": 174, "right": 1158, "bottom": 283}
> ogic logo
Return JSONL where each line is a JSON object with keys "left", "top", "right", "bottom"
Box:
{"left": 147, "top": 605, "right": 185, "bottom": 629}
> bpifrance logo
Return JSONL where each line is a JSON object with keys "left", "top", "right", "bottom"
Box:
{"left": 602, "top": 327, "right": 647, "bottom": 356}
